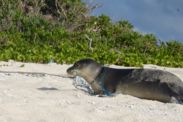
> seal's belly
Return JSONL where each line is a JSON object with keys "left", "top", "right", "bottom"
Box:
{"left": 116, "top": 84, "right": 171, "bottom": 102}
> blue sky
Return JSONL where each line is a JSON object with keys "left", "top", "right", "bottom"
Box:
{"left": 83, "top": 0, "right": 183, "bottom": 44}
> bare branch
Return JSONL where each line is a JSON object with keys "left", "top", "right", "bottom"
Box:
{"left": 91, "top": 3, "right": 104, "bottom": 10}
{"left": 33, "top": 0, "right": 46, "bottom": 17}
{"left": 69, "top": 4, "right": 87, "bottom": 22}
{"left": 107, "top": 48, "right": 124, "bottom": 55}
{"left": 0, "top": 35, "right": 9, "bottom": 42}
{"left": 55, "top": 0, "right": 68, "bottom": 21}
{"left": 85, "top": 34, "right": 94, "bottom": 51}
{"left": 33, "top": 33, "right": 37, "bottom": 43}
{"left": 86, "top": 26, "right": 101, "bottom": 33}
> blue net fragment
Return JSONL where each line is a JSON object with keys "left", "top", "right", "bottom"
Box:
{"left": 73, "top": 66, "right": 121, "bottom": 97}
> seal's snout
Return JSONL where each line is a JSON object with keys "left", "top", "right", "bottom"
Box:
{"left": 67, "top": 66, "right": 76, "bottom": 75}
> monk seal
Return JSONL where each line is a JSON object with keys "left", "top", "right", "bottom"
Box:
{"left": 67, "top": 59, "right": 183, "bottom": 104}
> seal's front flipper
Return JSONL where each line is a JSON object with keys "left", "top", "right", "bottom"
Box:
{"left": 96, "top": 91, "right": 111, "bottom": 98}
{"left": 169, "top": 97, "right": 182, "bottom": 104}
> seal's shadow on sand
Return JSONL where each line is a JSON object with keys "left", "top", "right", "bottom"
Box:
{"left": 37, "top": 87, "right": 59, "bottom": 91}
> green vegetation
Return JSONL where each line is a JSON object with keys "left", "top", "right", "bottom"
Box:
{"left": 0, "top": 0, "right": 183, "bottom": 68}
{"left": 20, "top": 64, "right": 25, "bottom": 67}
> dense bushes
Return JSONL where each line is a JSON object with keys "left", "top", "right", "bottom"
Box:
{"left": 0, "top": 0, "right": 183, "bottom": 67}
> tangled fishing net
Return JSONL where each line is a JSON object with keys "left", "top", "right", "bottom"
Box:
{"left": 73, "top": 66, "right": 121, "bottom": 97}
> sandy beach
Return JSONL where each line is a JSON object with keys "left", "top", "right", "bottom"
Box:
{"left": 0, "top": 60, "right": 183, "bottom": 122}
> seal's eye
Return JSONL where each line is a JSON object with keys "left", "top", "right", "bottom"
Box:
{"left": 75, "top": 63, "right": 80, "bottom": 67}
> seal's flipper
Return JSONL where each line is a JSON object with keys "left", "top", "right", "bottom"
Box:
{"left": 169, "top": 97, "right": 182, "bottom": 104}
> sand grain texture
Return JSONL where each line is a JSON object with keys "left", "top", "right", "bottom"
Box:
{"left": 0, "top": 60, "right": 183, "bottom": 122}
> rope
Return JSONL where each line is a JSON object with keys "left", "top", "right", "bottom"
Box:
{"left": 48, "top": 57, "right": 54, "bottom": 64}
{"left": 95, "top": 66, "right": 121, "bottom": 97}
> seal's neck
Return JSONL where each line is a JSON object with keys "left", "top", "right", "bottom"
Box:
{"left": 91, "top": 66, "right": 106, "bottom": 84}
{"left": 90, "top": 66, "right": 107, "bottom": 94}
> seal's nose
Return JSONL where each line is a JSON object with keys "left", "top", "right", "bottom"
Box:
{"left": 66, "top": 67, "right": 71, "bottom": 73}
{"left": 67, "top": 66, "right": 75, "bottom": 75}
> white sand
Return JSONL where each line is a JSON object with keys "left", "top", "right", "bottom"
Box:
{"left": 0, "top": 60, "right": 183, "bottom": 122}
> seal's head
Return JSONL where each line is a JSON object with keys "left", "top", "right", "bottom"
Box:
{"left": 67, "top": 59, "right": 102, "bottom": 84}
